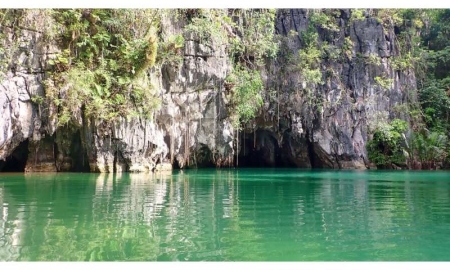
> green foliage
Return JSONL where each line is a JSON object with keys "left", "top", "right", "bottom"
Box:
{"left": 228, "top": 9, "right": 278, "bottom": 127}
{"left": 31, "top": 95, "right": 44, "bottom": 105}
{"left": 375, "top": 9, "right": 403, "bottom": 29}
{"left": 343, "top": 36, "right": 354, "bottom": 59}
{"left": 367, "top": 119, "right": 408, "bottom": 167}
{"left": 230, "top": 9, "right": 279, "bottom": 66}
{"left": 426, "top": 46, "right": 450, "bottom": 80}
{"left": 309, "top": 10, "right": 339, "bottom": 32}
{"left": 183, "top": 9, "right": 277, "bottom": 129}
{"left": 300, "top": 27, "right": 319, "bottom": 48}
{"left": 321, "top": 42, "right": 341, "bottom": 61}
{"left": 422, "top": 9, "right": 450, "bottom": 51}
{"left": 419, "top": 80, "right": 450, "bottom": 132}
{"left": 0, "top": 9, "right": 25, "bottom": 80}
{"left": 226, "top": 64, "right": 264, "bottom": 128}
{"left": 299, "top": 45, "right": 322, "bottom": 84}
{"left": 391, "top": 119, "right": 408, "bottom": 134}
{"left": 374, "top": 76, "right": 393, "bottom": 89}
{"left": 408, "top": 10, "right": 450, "bottom": 166}
{"left": 297, "top": 23, "right": 323, "bottom": 88}
{"left": 408, "top": 131, "right": 449, "bottom": 169}
{"left": 367, "top": 53, "right": 381, "bottom": 66}
{"left": 391, "top": 52, "right": 417, "bottom": 71}
{"left": 368, "top": 9, "right": 450, "bottom": 168}
{"left": 350, "top": 9, "right": 365, "bottom": 22}
{"left": 44, "top": 9, "right": 161, "bottom": 126}
{"left": 184, "top": 9, "right": 228, "bottom": 46}
{"left": 156, "top": 34, "right": 185, "bottom": 67}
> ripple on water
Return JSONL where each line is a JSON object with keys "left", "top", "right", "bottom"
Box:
{"left": 1, "top": 169, "right": 450, "bottom": 261}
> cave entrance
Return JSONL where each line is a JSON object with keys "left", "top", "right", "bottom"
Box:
{"left": 70, "top": 130, "right": 90, "bottom": 172}
{"left": 238, "top": 130, "right": 282, "bottom": 167}
{"left": 237, "top": 130, "right": 316, "bottom": 168}
{"left": 193, "top": 144, "right": 216, "bottom": 168}
{"left": 0, "top": 140, "right": 29, "bottom": 172}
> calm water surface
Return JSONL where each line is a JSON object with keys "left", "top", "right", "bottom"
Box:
{"left": 0, "top": 169, "right": 450, "bottom": 261}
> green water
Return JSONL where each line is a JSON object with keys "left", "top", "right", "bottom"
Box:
{"left": 0, "top": 169, "right": 450, "bottom": 261}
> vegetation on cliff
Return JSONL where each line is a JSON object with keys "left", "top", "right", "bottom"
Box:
{"left": 182, "top": 9, "right": 278, "bottom": 128}
{"left": 365, "top": 9, "right": 450, "bottom": 169}
{"left": 1, "top": 8, "right": 277, "bottom": 130}
{"left": 44, "top": 9, "right": 161, "bottom": 125}
{"left": 1, "top": 8, "right": 450, "bottom": 170}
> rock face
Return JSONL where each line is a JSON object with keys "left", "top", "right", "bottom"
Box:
{"left": 83, "top": 16, "right": 235, "bottom": 172}
{"left": 0, "top": 9, "right": 416, "bottom": 172}
{"left": 0, "top": 11, "right": 53, "bottom": 171}
{"left": 239, "top": 9, "right": 415, "bottom": 169}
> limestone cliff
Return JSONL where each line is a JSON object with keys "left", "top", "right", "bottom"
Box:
{"left": 240, "top": 9, "right": 416, "bottom": 169}
{"left": 0, "top": 9, "right": 417, "bottom": 172}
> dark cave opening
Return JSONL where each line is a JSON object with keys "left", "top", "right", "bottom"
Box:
{"left": 236, "top": 130, "right": 327, "bottom": 169}
{"left": 194, "top": 144, "right": 216, "bottom": 168}
{"left": 0, "top": 140, "right": 29, "bottom": 172}
{"left": 307, "top": 139, "right": 322, "bottom": 168}
{"left": 172, "top": 158, "right": 181, "bottom": 170}
{"left": 70, "top": 130, "right": 91, "bottom": 172}
{"left": 238, "top": 130, "right": 284, "bottom": 167}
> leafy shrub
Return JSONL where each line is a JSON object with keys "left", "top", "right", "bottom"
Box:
{"left": 409, "top": 131, "right": 449, "bottom": 169}
{"left": 367, "top": 119, "right": 408, "bottom": 168}
{"left": 350, "top": 9, "right": 365, "bottom": 22}
{"left": 374, "top": 76, "right": 393, "bottom": 89}
{"left": 44, "top": 9, "right": 161, "bottom": 126}
{"left": 227, "top": 64, "right": 264, "bottom": 128}
{"left": 183, "top": 9, "right": 278, "bottom": 129}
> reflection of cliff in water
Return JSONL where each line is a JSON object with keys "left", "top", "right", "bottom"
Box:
{"left": 0, "top": 173, "right": 172, "bottom": 260}
{"left": 1, "top": 171, "right": 450, "bottom": 260}
{"left": 93, "top": 173, "right": 170, "bottom": 227}
{"left": 0, "top": 171, "right": 247, "bottom": 261}
{"left": 0, "top": 185, "right": 20, "bottom": 261}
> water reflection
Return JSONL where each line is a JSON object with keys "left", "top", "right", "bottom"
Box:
{"left": 0, "top": 170, "right": 449, "bottom": 261}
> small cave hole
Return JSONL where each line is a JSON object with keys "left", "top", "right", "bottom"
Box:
{"left": 0, "top": 140, "right": 29, "bottom": 172}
